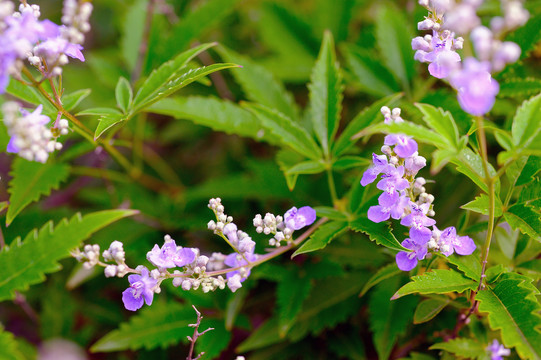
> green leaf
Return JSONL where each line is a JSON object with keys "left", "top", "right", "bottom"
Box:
{"left": 511, "top": 93, "right": 541, "bottom": 149}
{"left": 499, "top": 78, "right": 541, "bottom": 98}
{"left": 94, "top": 113, "right": 126, "bottom": 140}
{"left": 360, "top": 120, "right": 442, "bottom": 148}
{"left": 308, "top": 31, "right": 343, "bottom": 156}
{"left": 62, "top": 89, "right": 91, "bottom": 112}
{"left": 476, "top": 274, "right": 541, "bottom": 359}
{"left": 429, "top": 338, "right": 486, "bottom": 358}
{"left": 5, "top": 79, "right": 56, "bottom": 114}
{"left": 515, "top": 156, "right": 541, "bottom": 186}
{"left": 332, "top": 93, "right": 401, "bottom": 157}
{"left": 342, "top": 44, "right": 399, "bottom": 97}
{"left": 132, "top": 42, "right": 216, "bottom": 109}
{"left": 216, "top": 46, "right": 299, "bottom": 121}
{"left": 328, "top": 331, "right": 366, "bottom": 360}
{"left": 6, "top": 158, "right": 70, "bottom": 226}
{"left": 91, "top": 302, "right": 194, "bottom": 352}
{"left": 504, "top": 203, "right": 541, "bottom": 242}
{"left": 0, "top": 209, "right": 137, "bottom": 302}
{"left": 120, "top": 0, "right": 146, "bottom": 72}
{"left": 313, "top": 206, "right": 347, "bottom": 221}
{"left": 76, "top": 107, "right": 122, "bottom": 116}
{"left": 461, "top": 194, "right": 503, "bottom": 217}
{"left": 332, "top": 156, "right": 370, "bottom": 171}
{"left": 236, "top": 317, "right": 281, "bottom": 353}
{"left": 413, "top": 298, "right": 450, "bottom": 324}
{"left": 243, "top": 102, "right": 322, "bottom": 160}
{"left": 360, "top": 263, "right": 402, "bottom": 297}
{"left": 349, "top": 217, "right": 407, "bottom": 252}
{"left": 446, "top": 254, "right": 482, "bottom": 282}
{"left": 507, "top": 13, "right": 541, "bottom": 59}
{"left": 0, "top": 328, "right": 24, "bottom": 360}
{"left": 275, "top": 149, "right": 302, "bottom": 190}
{"left": 415, "top": 103, "right": 460, "bottom": 150}
{"left": 115, "top": 77, "right": 133, "bottom": 113}
{"left": 285, "top": 160, "right": 326, "bottom": 175}
{"left": 392, "top": 269, "right": 477, "bottom": 300}
{"left": 292, "top": 221, "right": 348, "bottom": 257}
{"left": 451, "top": 148, "right": 499, "bottom": 194}
{"left": 375, "top": 4, "right": 415, "bottom": 92}
{"left": 225, "top": 287, "right": 248, "bottom": 331}
{"left": 369, "top": 277, "right": 417, "bottom": 360}
{"left": 277, "top": 272, "right": 313, "bottom": 337}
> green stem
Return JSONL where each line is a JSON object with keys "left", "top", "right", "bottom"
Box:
{"left": 326, "top": 168, "right": 338, "bottom": 206}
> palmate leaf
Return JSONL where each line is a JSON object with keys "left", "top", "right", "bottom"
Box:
{"left": 308, "top": 31, "right": 344, "bottom": 156}
{"left": 349, "top": 217, "right": 406, "bottom": 252}
{"left": 6, "top": 158, "right": 70, "bottom": 226}
{"left": 0, "top": 209, "right": 137, "bottom": 302}
{"left": 216, "top": 46, "right": 299, "bottom": 121}
{"left": 291, "top": 221, "right": 348, "bottom": 258}
{"left": 391, "top": 269, "right": 477, "bottom": 300}
{"left": 243, "top": 103, "right": 322, "bottom": 160}
{"left": 476, "top": 273, "right": 541, "bottom": 359}
{"left": 369, "top": 277, "right": 417, "bottom": 360}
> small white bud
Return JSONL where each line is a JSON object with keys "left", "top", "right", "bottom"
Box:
{"left": 104, "top": 265, "right": 117, "bottom": 278}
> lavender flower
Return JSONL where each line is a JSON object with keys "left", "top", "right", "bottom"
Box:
{"left": 413, "top": 30, "right": 461, "bottom": 79}
{"left": 396, "top": 238, "right": 428, "bottom": 271}
{"left": 376, "top": 165, "right": 410, "bottom": 205}
{"left": 384, "top": 135, "right": 418, "bottom": 158}
{"left": 367, "top": 193, "right": 409, "bottom": 223}
{"left": 122, "top": 267, "right": 157, "bottom": 311}
{"left": 487, "top": 339, "right": 511, "bottom": 360}
{"left": 284, "top": 206, "right": 316, "bottom": 231}
{"left": 224, "top": 252, "right": 257, "bottom": 292}
{"left": 146, "top": 235, "right": 195, "bottom": 269}
{"left": 361, "top": 153, "right": 389, "bottom": 186}
{"left": 435, "top": 226, "right": 476, "bottom": 256}
{"left": 400, "top": 203, "right": 436, "bottom": 244}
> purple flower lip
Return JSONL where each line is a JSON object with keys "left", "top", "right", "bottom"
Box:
{"left": 122, "top": 267, "right": 157, "bottom": 311}
{"left": 284, "top": 206, "right": 317, "bottom": 230}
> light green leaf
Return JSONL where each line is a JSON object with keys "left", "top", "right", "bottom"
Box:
{"left": 332, "top": 156, "right": 370, "bottom": 171}
{"left": 76, "top": 107, "right": 122, "bottom": 116}
{"left": 451, "top": 148, "right": 500, "bottom": 194}
{"left": 5, "top": 79, "right": 56, "bottom": 114}
{"left": 292, "top": 221, "right": 348, "bottom": 257}
{"left": 285, "top": 160, "right": 326, "bottom": 175}
{"left": 275, "top": 149, "right": 302, "bottom": 191}
{"left": 392, "top": 269, "right": 477, "bottom": 300}
{"left": 369, "top": 277, "right": 417, "bottom": 360}
{"left": 313, "top": 206, "right": 347, "bottom": 221}
{"left": 0, "top": 328, "right": 24, "bottom": 360}
{"left": 243, "top": 103, "right": 322, "bottom": 160}
{"left": 360, "top": 120, "right": 442, "bottom": 148}
{"left": 360, "top": 263, "right": 402, "bottom": 297}
{"left": 499, "top": 78, "right": 541, "bottom": 98}
{"left": 115, "top": 77, "right": 133, "bottom": 113}
{"left": 515, "top": 156, "right": 541, "bottom": 186}
{"left": 0, "top": 209, "right": 137, "bottom": 302}
{"left": 91, "top": 302, "right": 194, "bottom": 352}
{"left": 120, "top": 0, "right": 146, "bottom": 72}
{"left": 461, "top": 194, "right": 503, "bottom": 217}
{"left": 94, "top": 113, "right": 126, "bottom": 140}
{"left": 342, "top": 44, "right": 399, "bottom": 97}
{"left": 476, "top": 274, "right": 541, "bottom": 359}
{"left": 429, "top": 338, "right": 486, "bottom": 358}
{"left": 446, "top": 254, "right": 482, "bottom": 282}
{"left": 413, "top": 298, "right": 450, "bottom": 324}
{"left": 217, "top": 46, "right": 299, "bottom": 121}
{"left": 349, "top": 217, "right": 407, "bottom": 252}
{"left": 511, "top": 93, "right": 541, "bottom": 149}
{"left": 504, "top": 204, "right": 541, "bottom": 242}
{"left": 375, "top": 4, "right": 415, "bottom": 92}
{"left": 332, "top": 93, "right": 401, "bottom": 157}
{"left": 308, "top": 31, "right": 343, "bottom": 156}
{"left": 62, "top": 89, "right": 91, "bottom": 112}
{"left": 415, "top": 103, "right": 460, "bottom": 149}
{"left": 7, "top": 158, "right": 70, "bottom": 226}
{"left": 277, "top": 272, "right": 313, "bottom": 337}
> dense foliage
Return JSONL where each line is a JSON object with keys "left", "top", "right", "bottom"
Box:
{"left": 0, "top": 0, "right": 540, "bottom": 359}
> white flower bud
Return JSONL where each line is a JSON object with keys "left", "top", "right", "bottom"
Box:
{"left": 104, "top": 265, "right": 117, "bottom": 278}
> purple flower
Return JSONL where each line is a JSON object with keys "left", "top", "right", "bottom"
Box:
{"left": 449, "top": 57, "right": 499, "bottom": 116}
{"left": 400, "top": 203, "right": 436, "bottom": 244}
{"left": 487, "top": 339, "right": 510, "bottom": 360}
{"left": 424, "top": 32, "right": 461, "bottom": 79}
{"left": 122, "top": 267, "right": 157, "bottom": 311}
{"left": 396, "top": 238, "right": 428, "bottom": 271}
{"left": 146, "top": 239, "right": 195, "bottom": 269}
{"left": 224, "top": 252, "right": 257, "bottom": 280}
{"left": 284, "top": 206, "right": 317, "bottom": 230}
{"left": 405, "top": 153, "right": 426, "bottom": 175}
{"left": 438, "top": 226, "right": 476, "bottom": 256}
{"left": 384, "top": 135, "right": 418, "bottom": 158}
{"left": 376, "top": 165, "right": 410, "bottom": 205}
{"left": 367, "top": 193, "right": 409, "bottom": 223}
{"left": 361, "top": 153, "right": 389, "bottom": 186}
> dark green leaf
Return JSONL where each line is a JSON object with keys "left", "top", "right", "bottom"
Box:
{"left": 413, "top": 298, "right": 450, "bottom": 324}
{"left": 499, "top": 78, "right": 541, "bottom": 98}
{"left": 461, "top": 194, "right": 503, "bottom": 217}
{"left": 446, "top": 254, "right": 482, "bottom": 282}
{"left": 515, "top": 156, "right": 541, "bottom": 186}
{"left": 115, "top": 77, "right": 133, "bottom": 113}
{"left": 308, "top": 31, "right": 343, "bottom": 155}
{"left": 292, "top": 221, "right": 348, "bottom": 257}
{"left": 277, "top": 272, "right": 313, "bottom": 337}
{"left": 313, "top": 206, "right": 347, "bottom": 221}
{"left": 429, "top": 338, "right": 485, "bottom": 358}
{"left": 7, "top": 158, "right": 70, "bottom": 226}
{"left": 195, "top": 318, "right": 230, "bottom": 359}
{"left": 504, "top": 204, "right": 541, "bottom": 241}
{"left": 349, "top": 217, "right": 407, "bottom": 252}
{"left": 392, "top": 269, "right": 477, "bottom": 300}
{"left": 285, "top": 160, "right": 326, "bottom": 175}
{"left": 507, "top": 13, "right": 541, "bottom": 59}
{"left": 360, "top": 263, "right": 402, "bottom": 297}
{"left": 0, "top": 210, "right": 137, "bottom": 302}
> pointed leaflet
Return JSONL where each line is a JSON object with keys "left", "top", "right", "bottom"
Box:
{"left": 217, "top": 46, "right": 299, "bottom": 121}
{"left": 308, "top": 31, "right": 343, "bottom": 156}
{"left": 0, "top": 328, "right": 24, "bottom": 360}
{"left": 413, "top": 298, "right": 450, "bottom": 324}
{"left": 94, "top": 113, "right": 126, "bottom": 140}
{"left": 369, "top": 277, "right": 417, "bottom": 360}
{"left": 115, "top": 77, "right": 133, "bottom": 113}
{"left": 360, "top": 263, "right": 402, "bottom": 297}
{"left": 511, "top": 93, "right": 541, "bottom": 150}
{"left": 450, "top": 148, "right": 500, "bottom": 194}
{"left": 285, "top": 160, "right": 326, "bottom": 176}
{"left": 62, "top": 89, "right": 91, "bottom": 112}
{"left": 504, "top": 204, "right": 541, "bottom": 242}
{"left": 429, "top": 338, "right": 486, "bottom": 358}
{"left": 277, "top": 272, "right": 312, "bottom": 337}
{"left": 349, "top": 217, "right": 407, "bottom": 252}
{"left": 446, "top": 254, "right": 482, "bottom": 282}
{"left": 7, "top": 158, "right": 70, "bottom": 226}
{"left": 476, "top": 273, "right": 541, "bottom": 359}
{"left": 461, "top": 194, "right": 503, "bottom": 217}
{"left": 292, "top": 221, "right": 348, "bottom": 258}
{"left": 243, "top": 103, "right": 322, "bottom": 160}
{"left": 415, "top": 103, "right": 461, "bottom": 150}
{"left": 360, "top": 120, "right": 442, "bottom": 148}
{"left": 392, "top": 269, "right": 477, "bottom": 300}
{"left": 0, "top": 209, "right": 137, "bottom": 302}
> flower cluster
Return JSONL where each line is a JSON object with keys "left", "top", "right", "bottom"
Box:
{"left": 2, "top": 102, "right": 68, "bottom": 162}
{"left": 72, "top": 199, "right": 317, "bottom": 311}
{"left": 413, "top": 0, "right": 528, "bottom": 116}
{"left": 487, "top": 339, "right": 511, "bottom": 360}
{"left": 361, "top": 107, "right": 475, "bottom": 271}
{"left": 0, "top": 0, "right": 92, "bottom": 92}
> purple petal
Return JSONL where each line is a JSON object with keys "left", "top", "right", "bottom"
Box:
{"left": 454, "top": 236, "right": 476, "bottom": 255}
{"left": 367, "top": 206, "right": 390, "bottom": 223}
{"left": 122, "top": 288, "right": 144, "bottom": 311}
{"left": 410, "top": 226, "right": 432, "bottom": 244}
{"left": 6, "top": 138, "right": 18, "bottom": 153}
{"left": 143, "top": 289, "right": 154, "bottom": 306}
{"left": 396, "top": 251, "right": 418, "bottom": 271}
{"left": 379, "top": 190, "right": 398, "bottom": 207}
{"left": 65, "top": 43, "right": 85, "bottom": 62}
{"left": 361, "top": 168, "right": 379, "bottom": 186}
{"left": 394, "top": 137, "right": 418, "bottom": 158}
{"left": 175, "top": 248, "right": 196, "bottom": 267}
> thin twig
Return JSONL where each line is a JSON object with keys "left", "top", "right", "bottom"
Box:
{"left": 186, "top": 305, "right": 214, "bottom": 360}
